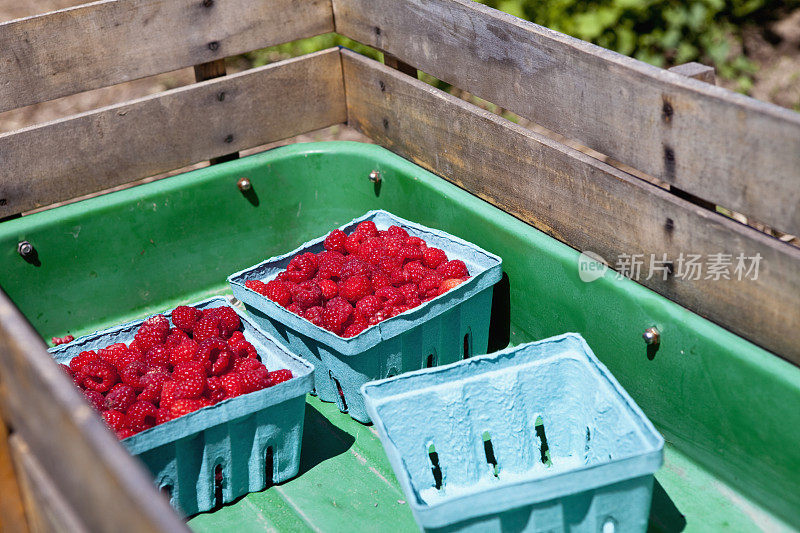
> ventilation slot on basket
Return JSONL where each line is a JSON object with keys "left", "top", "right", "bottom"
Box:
{"left": 214, "top": 464, "right": 224, "bottom": 508}
{"left": 425, "top": 353, "right": 436, "bottom": 368}
{"left": 463, "top": 332, "right": 471, "bottom": 359}
{"left": 160, "top": 483, "right": 173, "bottom": 501}
{"left": 482, "top": 431, "right": 499, "bottom": 477}
{"left": 329, "top": 371, "right": 348, "bottom": 411}
{"left": 585, "top": 427, "right": 591, "bottom": 461}
{"left": 265, "top": 446, "right": 274, "bottom": 488}
{"left": 387, "top": 367, "right": 398, "bottom": 379}
{"left": 535, "top": 416, "right": 552, "bottom": 466}
{"left": 428, "top": 443, "right": 443, "bottom": 490}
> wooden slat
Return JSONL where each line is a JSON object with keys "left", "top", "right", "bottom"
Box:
{"left": 334, "top": 0, "right": 800, "bottom": 234}
{"left": 0, "top": 0, "right": 333, "bottom": 113}
{"left": 193, "top": 59, "right": 240, "bottom": 165}
{"left": 0, "top": 48, "right": 346, "bottom": 217}
{"left": 0, "top": 290, "right": 187, "bottom": 532}
{"left": 341, "top": 50, "right": 800, "bottom": 362}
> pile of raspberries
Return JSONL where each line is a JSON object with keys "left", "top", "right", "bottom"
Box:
{"left": 245, "top": 220, "right": 470, "bottom": 338}
{"left": 60, "top": 305, "right": 292, "bottom": 439}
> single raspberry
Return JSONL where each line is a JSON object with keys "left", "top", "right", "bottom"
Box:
{"left": 156, "top": 408, "right": 173, "bottom": 425}
{"left": 138, "top": 369, "right": 169, "bottom": 403}
{"left": 403, "top": 261, "right": 430, "bottom": 284}
{"left": 113, "top": 345, "right": 141, "bottom": 371}
{"left": 439, "top": 278, "right": 466, "bottom": 295}
{"left": 354, "top": 220, "right": 379, "bottom": 237}
{"left": 233, "top": 358, "right": 263, "bottom": 373}
{"left": 390, "top": 305, "right": 412, "bottom": 317}
{"left": 241, "top": 366, "right": 270, "bottom": 393}
{"left": 105, "top": 383, "right": 136, "bottom": 411}
{"left": 408, "top": 236, "right": 426, "bottom": 248}
{"left": 172, "top": 360, "right": 205, "bottom": 381}
{"left": 81, "top": 361, "right": 119, "bottom": 393}
{"left": 355, "top": 295, "right": 383, "bottom": 319}
{"left": 205, "top": 376, "right": 226, "bottom": 403}
{"left": 405, "top": 297, "right": 422, "bottom": 309}
{"left": 198, "top": 398, "right": 213, "bottom": 409}
{"left": 317, "top": 279, "right": 338, "bottom": 300}
{"left": 317, "top": 251, "right": 345, "bottom": 279}
{"left": 286, "top": 303, "right": 304, "bottom": 315}
{"left": 324, "top": 229, "right": 347, "bottom": 253}
{"left": 375, "top": 286, "right": 404, "bottom": 307}
{"left": 204, "top": 307, "right": 241, "bottom": 336}
{"left": 357, "top": 237, "right": 385, "bottom": 265}
{"left": 262, "top": 280, "right": 292, "bottom": 306}
{"left": 345, "top": 232, "right": 366, "bottom": 255}
{"left": 103, "top": 410, "right": 126, "bottom": 432}
{"left": 340, "top": 275, "right": 372, "bottom": 303}
{"left": 197, "top": 338, "right": 233, "bottom": 376}
{"left": 371, "top": 272, "right": 391, "bottom": 291}
{"left": 127, "top": 339, "right": 143, "bottom": 356}
{"left": 172, "top": 306, "right": 201, "bottom": 333}
{"left": 165, "top": 328, "right": 189, "bottom": 348}
{"left": 145, "top": 344, "right": 171, "bottom": 368}
{"left": 136, "top": 315, "right": 170, "bottom": 351}
{"left": 398, "top": 283, "right": 419, "bottom": 302}
{"left": 174, "top": 374, "right": 206, "bottom": 400}
{"left": 343, "top": 321, "right": 368, "bottom": 338}
{"left": 384, "top": 236, "right": 407, "bottom": 257}
{"left": 229, "top": 331, "right": 246, "bottom": 344}
{"left": 323, "top": 297, "right": 353, "bottom": 335}
{"left": 98, "top": 343, "right": 129, "bottom": 365}
{"left": 169, "top": 399, "right": 202, "bottom": 419}
{"left": 423, "top": 247, "right": 448, "bottom": 269}
{"left": 221, "top": 373, "right": 246, "bottom": 398}
{"left": 368, "top": 309, "right": 391, "bottom": 325}
{"left": 292, "top": 280, "right": 323, "bottom": 309}
{"left": 399, "top": 245, "right": 424, "bottom": 263}
{"left": 69, "top": 350, "right": 99, "bottom": 374}
{"left": 120, "top": 361, "right": 149, "bottom": 391}
{"left": 285, "top": 252, "right": 318, "bottom": 282}
{"left": 339, "top": 257, "right": 371, "bottom": 280}
{"left": 229, "top": 338, "right": 259, "bottom": 359}
{"left": 267, "top": 369, "right": 294, "bottom": 386}
{"left": 437, "top": 259, "right": 469, "bottom": 279}
{"left": 116, "top": 428, "right": 137, "bottom": 439}
{"left": 193, "top": 316, "right": 221, "bottom": 343}
{"left": 245, "top": 279, "right": 269, "bottom": 296}
{"left": 160, "top": 380, "right": 178, "bottom": 410}
{"left": 51, "top": 334, "right": 74, "bottom": 346}
{"left": 170, "top": 339, "right": 199, "bottom": 367}
{"left": 126, "top": 401, "right": 158, "bottom": 432}
{"left": 304, "top": 306, "right": 325, "bottom": 328}
{"left": 420, "top": 274, "right": 445, "bottom": 298}
{"left": 83, "top": 389, "right": 105, "bottom": 411}
{"left": 387, "top": 225, "right": 409, "bottom": 240}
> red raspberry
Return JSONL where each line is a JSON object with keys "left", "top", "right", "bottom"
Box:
{"left": 304, "top": 306, "right": 325, "bottom": 327}
{"left": 403, "top": 261, "right": 430, "bottom": 284}
{"left": 232, "top": 358, "right": 262, "bottom": 373}
{"left": 204, "top": 307, "right": 241, "bottom": 336}
{"left": 193, "top": 316, "right": 221, "bottom": 343}
{"left": 317, "top": 251, "right": 345, "bottom": 279}
{"left": 51, "top": 334, "right": 74, "bottom": 346}
{"left": 439, "top": 278, "right": 466, "bottom": 295}
{"left": 241, "top": 366, "right": 270, "bottom": 393}
{"left": 286, "top": 303, "right": 304, "bottom": 316}
{"left": 103, "top": 410, "right": 126, "bottom": 432}
{"left": 169, "top": 399, "right": 202, "bottom": 419}
{"left": 324, "top": 229, "right": 347, "bottom": 253}
{"left": 390, "top": 305, "right": 412, "bottom": 317}
{"left": 262, "top": 280, "right": 292, "bottom": 306}
{"left": 354, "top": 220, "right": 379, "bottom": 237}
{"left": 205, "top": 376, "right": 226, "bottom": 403}
{"left": 368, "top": 309, "right": 391, "bottom": 325}
{"left": 317, "top": 279, "right": 338, "bottom": 300}
{"left": 170, "top": 339, "right": 199, "bottom": 367}
{"left": 82, "top": 361, "right": 119, "bottom": 393}
{"left": 267, "top": 369, "right": 294, "bottom": 386}
{"left": 407, "top": 236, "right": 426, "bottom": 248}
{"left": 138, "top": 369, "right": 169, "bottom": 403}
{"left": 105, "top": 383, "right": 136, "bottom": 411}
{"left": 172, "top": 360, "right": 205, "bottom": 381}
{"left": 371, "top": 272, "right": 391, "bottom": 291}
{"left": 197, "top": 338, "right": 233, "bottom": 376}
{"left": 120, "top": 361, "right": 149, "bottom": 391}
{"left": 172, "top": 305, "right": 201, "bottom": 333}
{"left": 126, "top": 401, "right": 158, "bottom": 432}
{"left": 116, "top": 428, "right": 137, "bottom": 439}
{"left": 245, "top": 279, "right": 269, "bottom": 295}
{"left": 339, "top": 257, "right": 371, "bottom": 280}
{"left": 340, "top": 275, "right": 372, "bottom": 303}
{"left": 400, "top": 245, "right": 424, "bottom": 263}
{"left": 229, "top": 331, "right": 246, "bottom": 344}
{"left": 387, "top": 225, "right": 409, "bottom": 240}
{"left": 343, "top": 321, "right": 368, "bottom": 338}
{"left": 358, "top": 237, "right": 385, "bottom": 265}
{"left": 345, "top": 232, "right": 366, "bottom": 255}
{"left": 398, "top": 283, "right": 420, "bottom": 302}
{"left": 135, "top": 315, "right": 170, "bottom": 353}
{"left": 160, "top": 380, "right": 177, "bottom": 410}
{"left": 229, "top": 338, "right": 259, "bottom": 359}
{"left": 70, "top": 350, "right": 99, "bottom": 374}
{"left": 145, "top": 344, "right": 171, "bottom": 368}
{"left": 323, "top": 297, "right": 353, "bottom": 335}
{"left": 419, "top": 274, "right": 445, "bottom": 298}
{"left": 437, "top": 259, "right": 469, "bottom": 279}
{"left": 221, "top": 373, "right": 246, "bottom": 399}
{"left": 165, "top": 328, "right": 189, "bottom": 348}
{"left": 384, "top": 236, "right": 407, "bottom": 257}
{"left": 83, "top": 389, "right": 105, "bottom": 411}
{"left": 375, "top": 286, "right": 404, "bottom": 307}
{"left": 285, "top": 252, "right": 318, "bottom": 282}
{"left": 156, "top": 408, "right": 173, "bottom": 425}
{"left": 292, "top": 280, "right": 323, "bottom": 309}
{"left": 355, "top": 295, "right": 383, "bottom": 319}
{"left": 98, "top": 342, "right": 126, "bottom": 364}
{"left": 174, "top": 374, "right": 206, "bottom": 400}
{"left": 423, "top": 247, "right": 448, "bottom": 269}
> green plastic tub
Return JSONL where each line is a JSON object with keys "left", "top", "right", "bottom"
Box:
{"left": 1, "top": 142, "right": 798, "bottom": 531}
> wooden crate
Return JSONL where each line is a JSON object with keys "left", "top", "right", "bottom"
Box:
{"left": 0, "top": 0, "right": 797, "bottom": 531}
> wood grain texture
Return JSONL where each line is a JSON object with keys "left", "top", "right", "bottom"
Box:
{"left": 9, "top": 435, "right": 87, "bottom": 533}
{"left": 0, "top": 48, "right": 346, "bottom": 217}
{"left": 0, "top": 419, "right": 29, "bottom": 533}
{"left": 342, "top": 50, "right": 800, "bottom": 362}
{"left": 334, "top": 0, "right": 800, "bottom": 234}
{"left": 193, "top": 59, "right": 241, "bottom": 165}
{"left": 669, "top": 62, "right": 716, "bottom": 84}
{"left": 0, "top": 289, "right": 187, "bottom": 532}
{"left": 0, "top": 0, "right": 333, "bottom": 113}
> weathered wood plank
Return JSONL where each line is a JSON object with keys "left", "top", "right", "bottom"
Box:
{"left": 669, "top": 62, "right": 716, "bottom": 85}
{"left": 193, "top": 58, "right": 240, "bottom": 165}
{"left": 334, "top": 0, "right": 800, "bottom": 234}
{"left": 0, "top": 289, "right": 187, "bottom": 532}
{"left": 9, "top": 435, "right": 88, "bottom": 533}
{"left": 0, "top": 0, "right": 333, "bottom": 113}
{"left": 341, "top": 50, "right": 800, "bottom": 362}
{"left": 0, "top": 419, "right": 29, "bottom": 533}
{"left": 0, "top": 48, "right": 346, "bottom": 217}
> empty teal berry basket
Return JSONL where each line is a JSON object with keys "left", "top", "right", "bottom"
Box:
{"left": 49, "top": 296, "right": 314, "bottom": 516}
{"left": 360, "top": 333, "right": 664, "bottom": 533}
{"left": 227, "top": 209, "right": 503, "bottom": 423}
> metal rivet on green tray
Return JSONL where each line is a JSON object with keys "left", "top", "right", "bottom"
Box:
{"left": 642, "top": 326, "right": 660, "bottom": 346}
{"left": 369, "top": 170, "right": 381, "bottom": 183}
{"left": 237, "top": 177, "right": 251, "bottom": 192}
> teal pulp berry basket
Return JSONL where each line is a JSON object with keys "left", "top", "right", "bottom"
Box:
{"left": 228, "top": 210, "right": 503, "bottom": 423}
{"left": 49, "top": 297, "right": 314, "bottom": 516}
{"left": 361, "top": 333, "right": 664, "bottom": 532}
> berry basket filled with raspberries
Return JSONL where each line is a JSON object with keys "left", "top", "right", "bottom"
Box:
{"left": 229, "top": 210, "right": 502, "bottom": 423}
{"left": 49, "top": 297, "right": 313, "bottom": 516}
